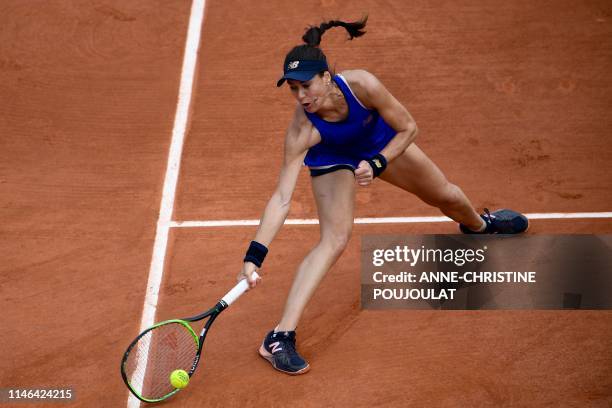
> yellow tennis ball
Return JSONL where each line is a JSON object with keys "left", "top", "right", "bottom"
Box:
{"left": 169, "top": 369, "right": 189, "bottom": 389}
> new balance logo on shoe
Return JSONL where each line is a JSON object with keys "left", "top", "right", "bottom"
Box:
{"left": 259, "top": 330, "right": 310, "bottom": 375}
{"left": 269, "top": 341, "right": 282, "bottom": 353}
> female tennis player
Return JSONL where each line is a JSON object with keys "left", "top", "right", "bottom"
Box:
{"left": 238, "top": 17, "right": 528, "bottom": 375}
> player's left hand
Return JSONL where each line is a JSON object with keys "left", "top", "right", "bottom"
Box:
{"left": 355, "top": 160, "right": 374, "bottom": 186}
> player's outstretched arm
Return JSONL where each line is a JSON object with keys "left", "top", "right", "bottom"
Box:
{"left": 239, "top": 106, "right": 319, "bottom": 287}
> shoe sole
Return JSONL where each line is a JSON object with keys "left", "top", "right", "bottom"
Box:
{"left": 258, "top": 345, "right": 311, "bottom": 375}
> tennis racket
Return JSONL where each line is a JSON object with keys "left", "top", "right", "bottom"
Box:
{"left": 121, "top": 272, "right": 259, "bottom": 403}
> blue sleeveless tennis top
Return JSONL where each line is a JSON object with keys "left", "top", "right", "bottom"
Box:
{"left": 303, "top": 74, "right": 396, "bottom": 169}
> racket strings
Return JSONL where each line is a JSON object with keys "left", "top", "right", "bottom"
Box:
{"left": 125, "top": 322, "right": 198, "bottom": 400}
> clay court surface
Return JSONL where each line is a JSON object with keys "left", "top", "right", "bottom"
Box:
{"left": 1, "top": 0, "right": 611, "bottom": 407}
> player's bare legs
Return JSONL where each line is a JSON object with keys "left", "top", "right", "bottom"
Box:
{"left": 277, "top": 169, "right": 355, "bottom": 331}
{"left": 259, "top": 169, "right": 354, "bottom": 374}
{"left": 379, "top": 143, "right": 485, "bottom": 231}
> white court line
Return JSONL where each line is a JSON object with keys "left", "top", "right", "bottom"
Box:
{"left": 128, "top": 1, "right": 206, "bottom": 407}
{"left": 169, "top": 212, "right": 612, "bottom": 228}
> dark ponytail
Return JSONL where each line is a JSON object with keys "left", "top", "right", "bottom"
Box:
{"left": 277, "top": 16, "right": 368, "bottom": 86}
{"left": 283, "top": 16, "right": 368, "bottom": 64}
{"left": 301, "top": 16, "right": 368, "bottom": 47}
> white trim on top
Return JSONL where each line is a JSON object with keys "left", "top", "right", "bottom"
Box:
{"left": 336, "top": 73, "right": 369, "bottom": 110}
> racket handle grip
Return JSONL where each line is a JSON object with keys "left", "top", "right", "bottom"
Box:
{"left": 222, "top": 271, "right": 260, "bottom": 306}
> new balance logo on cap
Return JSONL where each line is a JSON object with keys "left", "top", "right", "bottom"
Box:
{"left": 288, "top": 61, "right": 299, "bottom": 70}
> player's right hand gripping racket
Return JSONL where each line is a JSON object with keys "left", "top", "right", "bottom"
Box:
{"left": 121, "top": 272, "right": 259, "bottom": 403}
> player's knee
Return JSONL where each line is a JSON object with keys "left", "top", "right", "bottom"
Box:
{"left": 323, "top": 229, "right": 351, "bottom": 256}
{"left": 433, "top": 183, "right": 463, "bottom": 209}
